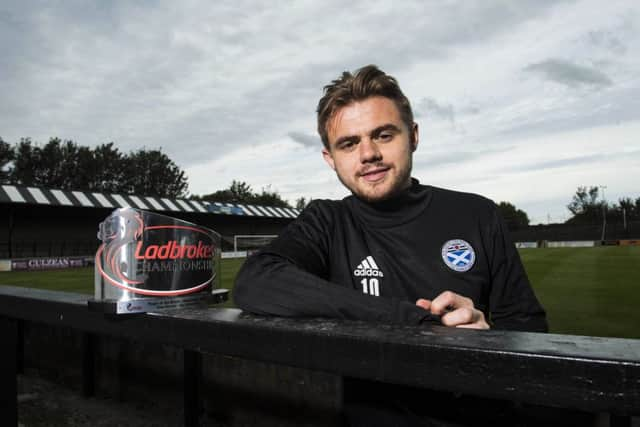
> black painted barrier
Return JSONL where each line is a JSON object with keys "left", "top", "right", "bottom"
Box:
{"left": 1, "top": 285, "right": 639, "bottom": 426}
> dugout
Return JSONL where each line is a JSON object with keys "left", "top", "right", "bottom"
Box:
{"left": 0, "top": 184, "right": 299, "bottom": 259}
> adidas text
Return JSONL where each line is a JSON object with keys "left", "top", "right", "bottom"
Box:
{"left": 353, "top": 269, "right": 384, "bottom": 277}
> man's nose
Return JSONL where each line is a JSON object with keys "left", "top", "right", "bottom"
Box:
{"left": 359, "top": 139, "right": 381, "bottom": 163}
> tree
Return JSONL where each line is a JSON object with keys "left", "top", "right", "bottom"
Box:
{"left": 566, "top": 186, "right": 604, "bottom": 224}
{"left": 90, "top": 142, "right": 126, "bottom": 193}
{"left": 567, "top": 186, "right": 600, "bottom": 215}
{"left": 9, "top": 138, "right": 39, "bottom": 186}
{"left": 10, "top": 137, "right": 106, "bottom": 189}
{"left": 61, "top": 141, "right": 105, "bottom": 191}
{"left": 496, "top": 202, "right": 530, "bottom": 229}
{"left": 295, "top": 197, "right": 310, "bottom": 210}
{"left": 227, "top": 180, "right": 254, "bottom": 202}
{"left": 123, "top": 148, "right": 189, "bottom": 198}
{"left": 617, "top": 197, "right": 635, "bottom": 215}
{"left": 252, "top": 186, "right": 291, "bottom": 208}
{"left": 196, "top": 180, "right": 254, "bottom": 204}
{"left": 0, "top": 137, "right": 13, "bottom": 184}
{"left": 196, "top": 180, "right": 292, "bottom": 208}
{"left": 5, "top": 137, "right": 189, "bottom": 198}
{"left": 607, "top": 197, "right": 640, "bottom": 223}
{"left": 632, "top": 197, "right": 640, "bottom": 220}
{"left": 566, "top": 187, "right": 640, "bottom": 224}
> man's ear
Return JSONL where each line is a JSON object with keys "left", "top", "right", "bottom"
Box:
{"left": 411, "top": 123, "right": 419, "bottom": 152}
{"left": 322, "top": 148, "right": 336, "bottom": 170}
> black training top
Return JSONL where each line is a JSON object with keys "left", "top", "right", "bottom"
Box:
{"left": 234, "top": 179, "right": 547, "bottom": 332}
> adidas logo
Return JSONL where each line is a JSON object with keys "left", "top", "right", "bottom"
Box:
{"left": 353, "top": 255, "right": 384, "bottom": 277}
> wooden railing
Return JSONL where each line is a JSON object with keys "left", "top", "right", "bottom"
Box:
{"left": 1, "top": 285, "right": 638, "bottom": 426}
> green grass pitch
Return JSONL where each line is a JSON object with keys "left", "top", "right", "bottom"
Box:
{"left": 1, "top": 247, "right": 638, "bottom": 338}
{"left": 519, "top": 246, "right": 639, "bottom": 339}
{"left": 0, "top": 258, "right": 246, "bottom": 309}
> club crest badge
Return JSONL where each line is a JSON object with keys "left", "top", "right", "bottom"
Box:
{"left": 441, "top": 239, "right": 475, "bottom": 272}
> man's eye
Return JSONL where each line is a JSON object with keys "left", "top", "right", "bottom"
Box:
{"left": 378, "top": 133, "right": 393, "bottom": 141}
{"left": 339, "top": 140, "right": 357, "bottom": 150}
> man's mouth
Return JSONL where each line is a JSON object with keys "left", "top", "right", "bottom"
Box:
{"left": 359, "top": 166, "right": 390, "bottom": 183}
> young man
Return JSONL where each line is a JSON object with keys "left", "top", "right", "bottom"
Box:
{"left": 234, "top": 65, "right": 547, "bottom": 332}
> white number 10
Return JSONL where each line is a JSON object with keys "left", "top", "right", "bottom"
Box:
{"left": 361, "top": 278, "right": 379, "bottom": 296}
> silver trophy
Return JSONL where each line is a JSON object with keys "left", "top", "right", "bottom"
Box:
{"left": 90, "top": 208, "right": 228, "bottom": 314}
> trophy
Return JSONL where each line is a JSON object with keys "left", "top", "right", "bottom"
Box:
{"left": 89, "top": 208, "right": 228, "bottom": 314}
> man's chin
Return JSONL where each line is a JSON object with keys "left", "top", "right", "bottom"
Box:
{"left": 350, "top": 175, "right": 414, "bottom": 203}
{"left": 351, "top": 184, "right": 397, "bottom": 203}
{"left": 336, "top": 172, "right": 410, "bottom": 203}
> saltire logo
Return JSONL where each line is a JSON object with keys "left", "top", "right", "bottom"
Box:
{"left": 441, "top": 239, "right": 475, "bottom": 272}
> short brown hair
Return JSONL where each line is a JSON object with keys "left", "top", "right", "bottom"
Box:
{"left": 316, "top": 64, "right": 414, "bottom": 149}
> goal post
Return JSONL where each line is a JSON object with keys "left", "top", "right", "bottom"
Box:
{"left": 233, "top": 235, "right": 278, "bottom": 252}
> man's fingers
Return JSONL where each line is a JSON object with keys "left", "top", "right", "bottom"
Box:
{"left": 441, "top": 308, "right": 490, "bottom": 329}
{"left": 456, "top": 322, "right": 489, "bottom": 329}
{"left": 428, "top": 290, "right": 491, "bottom": 329}
{"left": 417, "top": 291, "right": 490, "bottom": 329}
{"left": 415, "top": 298, "right": 431, "bottom": 311}
{"left": 440, "top": 307, "right": 476, "bottom": 326}
{"left": 429, "top": 291, "right": 472, "bottom": 315}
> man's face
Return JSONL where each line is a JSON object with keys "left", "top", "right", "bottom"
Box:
{"left": 322, "top": 96, "right": 418, "bottom": 203}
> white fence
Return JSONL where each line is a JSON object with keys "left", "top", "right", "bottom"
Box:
{"left": 221, "top": 251, "right": 248, "bottom": 259}
{"left": 515, "top": 241, "right": 599, "bottom": 249}
{"left": 546, "top": 241, "right": 596, "bottom": 248}
{"left": 515, "top": 242, "right": 538, "bottom": 249}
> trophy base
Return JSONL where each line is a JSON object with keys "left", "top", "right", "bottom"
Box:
{"left": 88, "top": 288, "right": 229, "bottom": 315}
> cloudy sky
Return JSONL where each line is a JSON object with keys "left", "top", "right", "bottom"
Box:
{"left": 1, "top": 1, "right": 638, "bottom": 224}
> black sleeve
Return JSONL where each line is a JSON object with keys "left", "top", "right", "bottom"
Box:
{"left": 233, "top": 201, "right": 432, "bottom": 325}
{"left": 486, "top": 207, "right": 548, "bottom": 332}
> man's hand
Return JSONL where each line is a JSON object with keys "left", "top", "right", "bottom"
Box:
{"left": 416, "top": 291, "right": 490, "bottom": 329}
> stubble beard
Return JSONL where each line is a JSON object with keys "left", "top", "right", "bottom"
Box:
{"left": 337, "top": 158, "right": 413, "bottom": 204}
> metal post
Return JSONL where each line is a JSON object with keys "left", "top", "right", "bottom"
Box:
{"left": 599, "top": 185, "right": 607, "bottom": 242}
{"left": 7, "top": 208, "right": 13, "bottom": 259}
{"left": 600, "top": 206, "right": 606, "bottom": 242}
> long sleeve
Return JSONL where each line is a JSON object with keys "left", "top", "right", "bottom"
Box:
{"left": 234, "top": 252, "right": 431, "bottom": 324}
{"left": 487, "top": 208, "right": 548, "bottom": 332}
{"left": 233, "top": 201, "right": 431, "bottom": 325}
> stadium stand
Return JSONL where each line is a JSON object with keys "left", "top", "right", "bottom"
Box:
{"left": 0, "top": 184, "right": 300, "bottom": 259}
{"left": 0, "top": 184, "right": 300, "bottom": 218}
{"left": 5, "top": 183, "right": 636, "bottom": 261}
